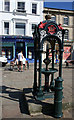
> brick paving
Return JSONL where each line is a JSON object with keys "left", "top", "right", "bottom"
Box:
{"left": 0, "top": 63, "right": 73, "bottom": 119}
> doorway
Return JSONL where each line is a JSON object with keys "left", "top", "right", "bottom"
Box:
{"left": 16, "top": 42, "right": 25, "bottom": 57}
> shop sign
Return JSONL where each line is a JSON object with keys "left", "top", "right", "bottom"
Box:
{"left": 63, "top": 47, "right": 71, "bottom": 60}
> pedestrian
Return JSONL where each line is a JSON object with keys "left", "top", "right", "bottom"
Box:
{"left": 10, "top": 58, "right": 18, "bottom": 70}
{"left": 18, "top": 51, "right": 23, "bottom": 72}
{"left": 23, "top": 56, "right": 27, "bottom": 70}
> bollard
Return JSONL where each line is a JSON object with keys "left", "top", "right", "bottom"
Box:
{"left": 54, "top": 77, "right": 63, "bottom": 118}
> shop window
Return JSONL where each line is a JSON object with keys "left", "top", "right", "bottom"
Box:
{"left": 2, "top": 50, "right": 6, "bottom": 57}
{"left": 32, "top": 3, "right": 37, "bottom": 14}
{"left": 4, "top": 22, "right": 9, "bottom": 34}
{"left": 27, "top": 47, "right": 34, "bottom": 59}
{"left": 17, "top": 2, "right": 25, "bottom": 12}
{"left": 4, "top": 0, "right": 10, "bottom": 11}
{"left": 15, "top": 23, "right": 25, "bottom": 35}
{"left": 51, "top": 15, "right": 56, "bottom": 22}
{"left": 63, "top": 16, "right": 69, "bottom": 25}
{"left": 2, "top": 47, "right": 13, "bottom": 59}
{"left": 63, "top": 47, "right": 71, "bottom": 60}
{"left": 64, "top": 29, "right": 69, "bottom": 41}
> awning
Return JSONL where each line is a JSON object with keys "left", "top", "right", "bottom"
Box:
{"left": 0, "top": 35, "right": 34, "bottom": 43}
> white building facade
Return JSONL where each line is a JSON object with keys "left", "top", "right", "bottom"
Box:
{"left": 0, "top": 0, "right": 43, "bottom": 36}
{"left": 0, "top": 0, "right": 44, "bottom": 60}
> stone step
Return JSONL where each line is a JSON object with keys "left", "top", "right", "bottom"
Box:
{"left": 23, "top": 88, "right": 42, "bottom": 116}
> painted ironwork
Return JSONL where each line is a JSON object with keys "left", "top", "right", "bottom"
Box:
{"left": 33, "top": 20, "right": 65, "bottom": 118}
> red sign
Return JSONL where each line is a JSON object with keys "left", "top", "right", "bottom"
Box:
{"left": 63, "top": 47, "right": 71, "bottom": 60}
{"left": 48, "top": 25, "right": 56, "bottom": 35}
{"left": 58, "top": 24, "right": 63, "bottom": 30}
{"left": 39, "top": 22, "right": 47, "bottom": 29}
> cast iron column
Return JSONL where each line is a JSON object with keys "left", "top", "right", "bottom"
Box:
{"left": 37, "top": 26, "right": 43, "bottom": 99}
{"left": 50, "top": 49, "right": 55, "bottom": 89}
{"left": 50, "top": 41, "right": 55, "bottom": 89}
{"left": 54, "top": 30, "right": 65, "bottom": 118}
{"left": 59, "top": 30, "right": 65, "bottom": 77}
{"left": 33, "top": 50, "right": 37, "bottom": 94}
{"left": 37, "top": 51, "right": 43, "bottom": 98}
{"left": 44, "top": 44, "right": 50, "bottom": 92}
{"left": 54, "top": 77, "right": 63, "bottom": 118}
{"left": 33, "top": 25, "right": 38, "bottom": 94}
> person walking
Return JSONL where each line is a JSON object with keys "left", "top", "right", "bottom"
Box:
{"left": 10, "top": 58, "right": 18, "bottom": 70}
{"left": 18, "top": 51, "right": 23, "bottom": 72}
{"left": 23, "top": 56, "right": 27, "bottom": 70}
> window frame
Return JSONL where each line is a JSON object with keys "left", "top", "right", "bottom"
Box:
{"left": 4, "top": 21, "right": 9, "bottom": 35}
{"left": 63, "top": 16, "right": 69, "bottom": 26}
{"left": 32, "top": 3, "right": 37, "bottom": 14}
{"left": 64, "top": 29, "right": 69, "bottom": 41}
{"left": 17, "top": 2, "right": 25, "bottom": 11}
{"left": 30, "top": 23, "right": 38, "bottom": 35}
{"left": 4, "top": 0, "right": 10, "bottom": 12}
{"left": 51, "top": 15, "right": 56, "bottom": 22}
{"left": 32, "top": 24, "right": 36, "bottom": 32}
{"left": 15, "top": 22, "right": 26, "bottom": 36}
{"left": 31, "top": 23, "right": 37, "bottom": 34}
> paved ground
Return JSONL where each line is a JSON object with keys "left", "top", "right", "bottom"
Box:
{"left": 0, "top": 63, "right": 74, "bottom": 119}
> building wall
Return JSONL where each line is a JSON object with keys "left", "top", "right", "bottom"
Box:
{"left": 0, "top": 0, "right": 43, "bottom": 36}
{"left": 0, "top": 0, "right": 43, "bottom": 60}
{"left": 43, "top": 8, "right": 74, "bottom": 61}
{"left": 43, "top": 8, "right": 74, "bottom": 42}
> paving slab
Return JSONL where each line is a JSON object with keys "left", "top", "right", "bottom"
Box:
{"left": 23, "top": 89, "right": 43, "bottom": 116}
{"left": 0, "top": 64, "right": 73, "bottom": 119}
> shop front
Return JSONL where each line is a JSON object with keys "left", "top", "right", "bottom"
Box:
{"left": 1, "top": 36, "right": 34, "bottom": 62}
{"left": 2, "top": 47, "right": 13, "bottom": 59}
{"left": 26, "top": 43, "right": 34, "bottom": 59}
{"left": 16, "top": 42, "right": 25, "bottom": 58}
{"left": 2, "top": 42, "right": 15, "bottom": 60}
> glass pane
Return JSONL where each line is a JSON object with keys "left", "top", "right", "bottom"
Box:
{"left": 64, "top": 17, "right": 68, "bottom": 25}
{"left": 32, "top": 24, "right": 36, "bottom": 30}
{"left": 4, "top": 1, "right": 10, "bottom": 11}
{"left": 4, "top": 22, "right": 9, "bottom": 28}
{"left": 32, "top": 4, "right": 37, "bottom": 14}
{"left": 15, "top": 23, "right": 25, "bottom": 35}
{"left": 51, "top": 16, "right": 56, "bottom": 22}
{"left": 4, "top": 28, "right": 9, "bottom": 34}
{"left": 32, "top": 4, "right": 36, "bottom": 8}
{"left": 5, "top": 6, "right": 9, "bottom": 11}
{"left": 16, "top": 23, "right": 25, "bottom": 28}
{"left": 5, "top": 1, "right": 9, "bottom": 5}
{"left": 16, "top": 29, "right": 25, "bottom": 35}
{"left": 17, "top": 2, "right": 25, "bottom": 10}
{"left": 64, "top": 30, "right": 69, "bottom": 39}
{"left": 32, "top": 9, "right": 36, "bottom": 14}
